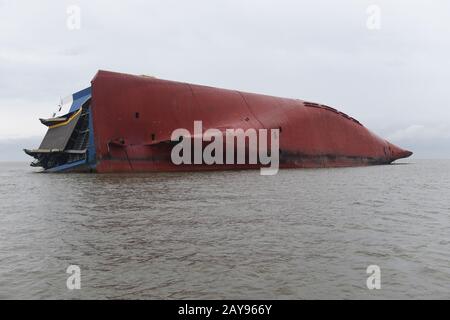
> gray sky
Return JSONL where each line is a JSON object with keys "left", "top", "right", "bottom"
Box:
{"left": 1, "top": 0, "right": 449, "bottom": 160}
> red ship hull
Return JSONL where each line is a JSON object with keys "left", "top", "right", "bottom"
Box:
{"left": 24, "top": 70, "right": 412, "bottom": 173}
{"left": 91, "top": 71, "right": 411, "bottom": 173}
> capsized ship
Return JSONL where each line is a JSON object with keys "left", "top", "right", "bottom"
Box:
{"left": 24, "top": 70, "right": 412, "bottom": 172}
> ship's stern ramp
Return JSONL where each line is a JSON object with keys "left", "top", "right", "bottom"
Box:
{"left": 24, "top": 88, "right": 96, "bottom": 172}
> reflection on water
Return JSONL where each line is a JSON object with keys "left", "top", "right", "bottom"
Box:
{"left": 0, "top": 160, "right": 449, "bottom": 299}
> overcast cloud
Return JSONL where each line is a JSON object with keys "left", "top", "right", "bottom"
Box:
{"left": 1, "top": 0, "right": 449, "bottom": 160}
